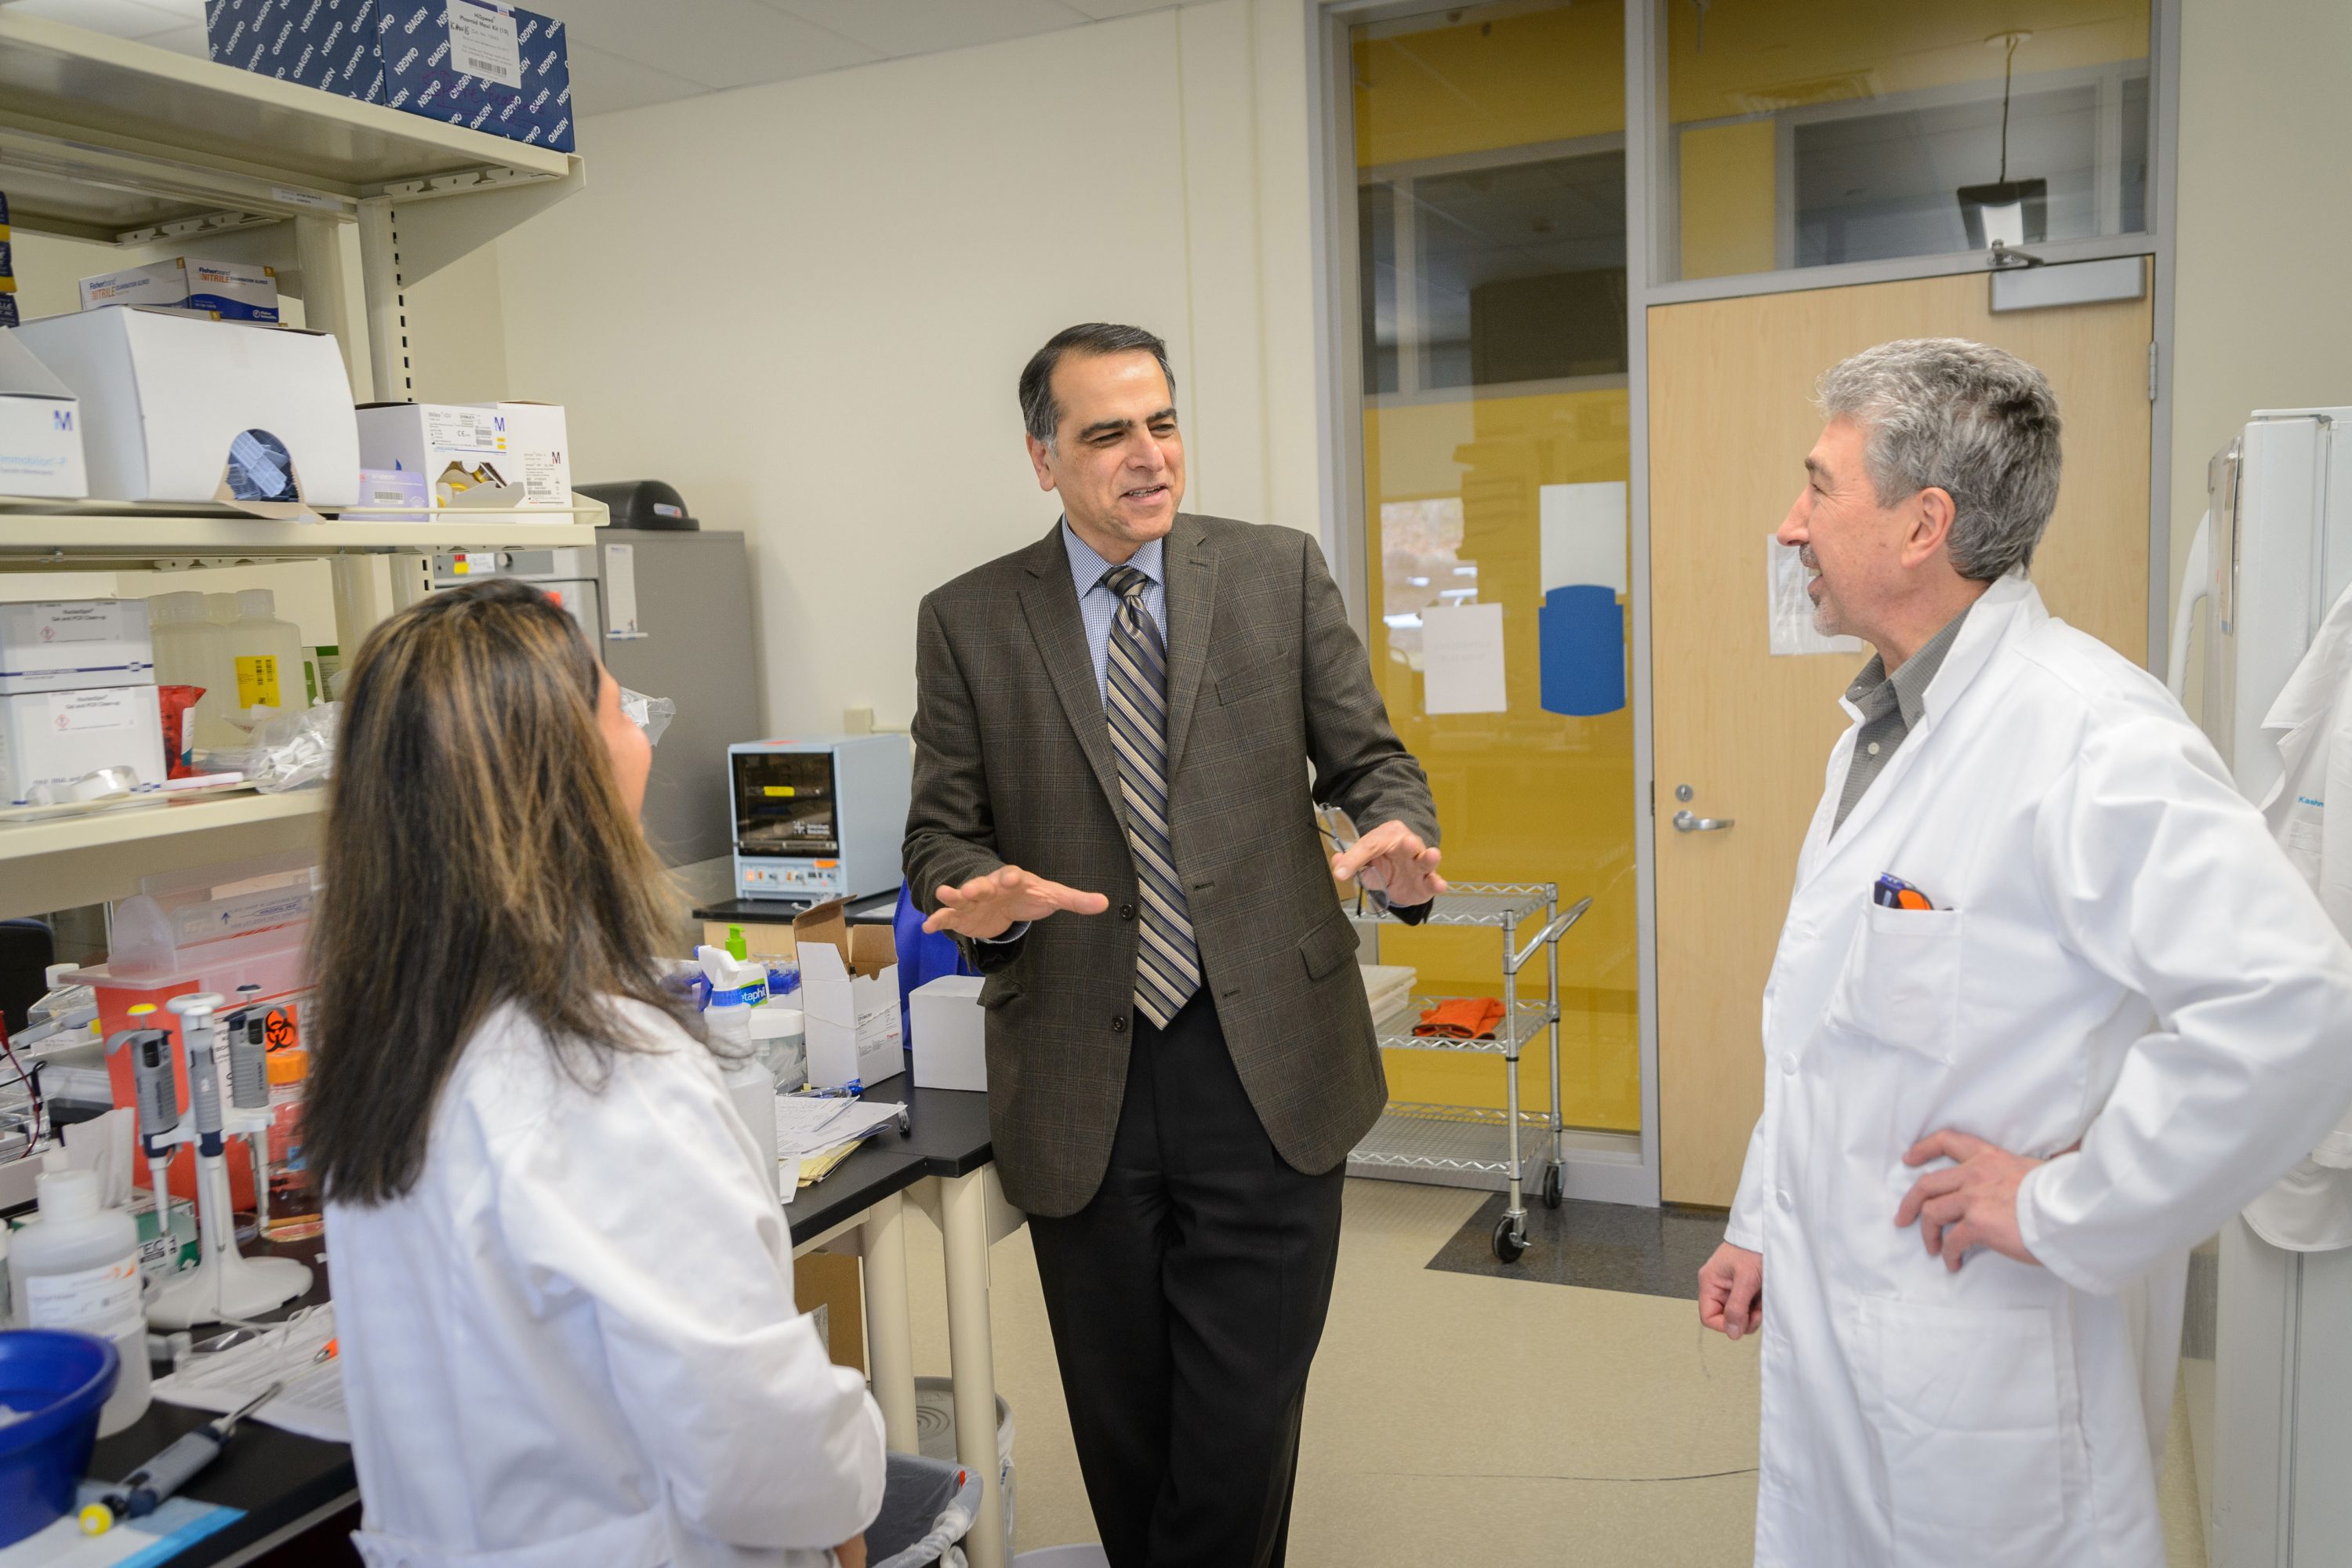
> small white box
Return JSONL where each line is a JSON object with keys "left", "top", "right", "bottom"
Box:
{"left": 355, "top": 401, "right": 572, "bottom": 511}
{"left": 78, "top": 258, "right": 280, "bottom": 323}
{"left": 0, "top": 685, "right": 165, "bottom": 804}
{"left": 10, "top": 308, "right": 358, "bottom": 506}
{"left": 0, "top": 601, "right": 154, "bottom": 695}
{"left": 0, "top": 331, "right": 88, "bottom": 499}
{"left": 909, "top": 975, "right": 987, "bottom": 1092}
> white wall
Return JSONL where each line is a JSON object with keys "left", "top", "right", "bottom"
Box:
{"left": 2168, "top": 0, "right": 2352, "bottom": 604}
{"left": 485, "top": 0, "right": 1323, "bottom": 735}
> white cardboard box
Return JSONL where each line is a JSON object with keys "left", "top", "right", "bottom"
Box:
{"left": 909, "top": 975, "right": 986, "bottom": 1092}
{"left": 78, "top": 258, "right": 279, "bottom": 323}
{"left": 0, "top": 601, "right": 154, "bottom": 695}
{"left": 355, "top": 401, "right": 572, "bottom": 510}
{"left": 0, "top": 684, "right": 165, "bottom": 804}
{"left": 10, "top": 307, "right": 358, "bottom": 506}
{"left": 0, "top": 330, "right": 89, "bottom": 499}
{"left": 793, "top": 902, "right": 902, "bottom": 1090}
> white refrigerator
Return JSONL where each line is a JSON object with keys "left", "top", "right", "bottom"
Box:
{"left": 2171, "top": 406, "right": 2352, "bottom": 1567}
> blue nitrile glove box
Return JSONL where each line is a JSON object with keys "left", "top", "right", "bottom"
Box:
{"left": 206, "top": 0, "right": 386, "bottom": 104}
{"left": 207, "top": 0, "right": 575, "bottom": 154}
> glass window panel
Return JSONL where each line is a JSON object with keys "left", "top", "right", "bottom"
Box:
{"left": 1664, "top": 0, "right": 2153, "bottom": 281}
{"left": 1793, "top": 85, "right": 2101, "bottom": 267}
{"left": 1348, "top": 2, "right": 1639, "bottom": 1135}
{"left": 1360, "top": 181, "right": 1400, "bottom": 396}
{"left": 1413, "top": 154, "right": 1628, "bottom": 389}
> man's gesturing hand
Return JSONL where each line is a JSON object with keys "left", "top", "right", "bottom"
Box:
{"left": 1698, "top": 1242, "right": 1763, "bottom": 1342}
{"left": 921, "top": 865, "right": 1110, "bottom": 941}
{"left": 1331, "top": 819, "right": 1448, "bottom": 908}
{"left": 1895, "top": 1130, "right": 2049, "bottom": 1272}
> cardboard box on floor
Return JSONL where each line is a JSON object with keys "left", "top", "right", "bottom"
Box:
{"left": 794, "top": 899, "right": 902, "bottom": 1089}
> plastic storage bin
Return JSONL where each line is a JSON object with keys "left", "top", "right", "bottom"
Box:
{"left": 867, "top": 1452, "right": 982, "bottom": 1568}
{"left": 0, "top": 1330, "right": 121, "bottom": 1547}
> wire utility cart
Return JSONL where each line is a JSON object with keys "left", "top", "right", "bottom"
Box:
{"left": 1345, "top": 880, "right": 1592, "bottom": 1264}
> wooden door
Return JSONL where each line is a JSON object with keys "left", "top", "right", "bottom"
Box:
{"left": 1651, "top": 267, "right": 2153, "bottom": 1207}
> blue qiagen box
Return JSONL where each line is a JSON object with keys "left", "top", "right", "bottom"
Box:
{"left": 206, "top": 0, "right": 575, "bottom": 154}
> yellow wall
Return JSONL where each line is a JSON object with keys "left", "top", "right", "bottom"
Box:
{"left": 1353, "top": 3, "right": 1623, "bottom": 167}
{"left": 1664, "top": 0, "right": 2150, "bottom": 124}
{"left": 1365, "top": 389, "right": 1639, "bottom": 1131}
{"left": 1678, "top": 119, "right": 1778, "bottom": 279}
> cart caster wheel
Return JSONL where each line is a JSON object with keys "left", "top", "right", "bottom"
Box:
{"left": 1492, "top": 1214, "right": 1526, "bottom": 1264}
{"left": 1542, "top": 1164, "right": 1564, "bottom": 1210}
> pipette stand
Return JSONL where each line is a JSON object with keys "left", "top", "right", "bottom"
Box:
{"left": 147, "top": 994, "right": 310, "bottom": 1330}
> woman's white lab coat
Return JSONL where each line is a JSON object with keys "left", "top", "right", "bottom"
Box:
{"left": 327, "top": 998, "right": 885, "bottom": 1568}
{"left": 1728, "top": 572, "right": 2352, "bottom": 1568}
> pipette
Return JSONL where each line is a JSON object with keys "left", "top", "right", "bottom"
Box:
{"left": 78, "top": 1381, "right": 285, "bottom": 1535}
{"left": 147, "top": 994, "right": 310, "bottom": 1329}
{"left": 223, "top": 989, "right": 269, "bottom": 1235}
{"left": 108, "top": 1004, "right": 178, "bottom": 1230}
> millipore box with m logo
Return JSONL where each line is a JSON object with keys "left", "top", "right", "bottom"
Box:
{"left": 0, "top": 331, "right": 88, "bottom": 500}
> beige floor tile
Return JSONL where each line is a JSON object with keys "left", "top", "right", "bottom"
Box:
{"left": 891, "top": 1175, "right": 2202, "bottom": 1565}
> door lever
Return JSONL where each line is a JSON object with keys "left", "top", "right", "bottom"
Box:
{"left": 1672, "top": 809, "right": 1734, "bottom": 833}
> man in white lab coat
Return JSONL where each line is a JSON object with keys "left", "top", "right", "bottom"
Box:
{"left": 1695, "top": 338, "right": 2352, "bottom": 1567}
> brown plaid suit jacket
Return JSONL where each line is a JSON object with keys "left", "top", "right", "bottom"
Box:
{"left": 904, "top": 514, "right": 1440, "bottom": 1218}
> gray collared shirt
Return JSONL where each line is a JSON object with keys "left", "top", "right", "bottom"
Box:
{"left": 1832, "top": 604, "right": 1974, "bottom": 834}
{"left": 1060, "top": 520, "right": 1167, "bottom": 702}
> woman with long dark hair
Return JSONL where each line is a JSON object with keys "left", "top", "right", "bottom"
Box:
{"left": 307, "top": 579, "right": 882, "bottom": 1566}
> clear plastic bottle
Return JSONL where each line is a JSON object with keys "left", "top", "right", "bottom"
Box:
{"left": 221, "top": 589, "right": 307, "bottom": 733}
{"left": 149, "top": 591, "right": 236, "bottom": 755}
{"left": 10, "top": 1167, "right": 151, "bottom": 1436}
{"left": 198, "top": 594, "right": 245, "bottom": 748}
{"left": 263, "top": 1049, "right": 321, "bottom": 1243}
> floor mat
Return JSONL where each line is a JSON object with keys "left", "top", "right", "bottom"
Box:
{"left": 1424, "top": 1192, "right": 1730, "bottom": 1300}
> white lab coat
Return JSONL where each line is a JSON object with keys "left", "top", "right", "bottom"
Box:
{"left": 2244, "top": 580, "right": 2352, "bottom": 1250}
{"left": 1729, "top": 572, "right": 2352, "bottom": 1568}
{"left": 327, "top": 998, "right": 885, "bottom": 1568}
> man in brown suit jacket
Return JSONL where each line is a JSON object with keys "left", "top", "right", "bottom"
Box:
{"left": 903, "top": 323, "right": 1443, "bottom": 1567}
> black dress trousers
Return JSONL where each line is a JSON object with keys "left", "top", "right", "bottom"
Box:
{"left": 1026, "top": 988, "right": 1347, "bottom": 1568}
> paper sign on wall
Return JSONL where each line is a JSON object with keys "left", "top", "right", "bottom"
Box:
{"left": 1767, "top": 536, "right": 1862, "bottom": 657}
{"left": 603, "top": 542, "right": 646, "bottom": 641}
{"left": 1539, "top": 481, "right": 1630, "bottom": 595}
{"left": 1420, "top": 602, "right": 1508, "bottom": 713}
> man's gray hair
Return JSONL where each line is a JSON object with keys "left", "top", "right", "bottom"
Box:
{"left": 1816, "top": 338, "right": 2063, "bottom": 581}
{"left": 1019, "top": 323, "right": 1177, "bottom": 450}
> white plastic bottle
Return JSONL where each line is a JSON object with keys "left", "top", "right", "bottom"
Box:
{"left": 220, "top": 589, "right": 307, "bottom": 731}
{"left": 9, "top": 1167, "right": 152, "bottom": 1436}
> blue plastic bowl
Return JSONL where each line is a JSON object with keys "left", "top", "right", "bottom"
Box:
{"left": 0, "top": 1330, "right": 120, "bottom": 1546}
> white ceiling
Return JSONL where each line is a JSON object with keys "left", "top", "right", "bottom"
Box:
{"left": 9, "top": 0, "right": 1183, "bottom": 116}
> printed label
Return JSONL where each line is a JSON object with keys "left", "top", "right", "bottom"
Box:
{"left": 424, "top": 407, "right": 501, "bottom": 452}
{"left": 30, "top": 605, "right": 117, "bottom": 644}
{"left": 23, "top": 1258, "right": 143, "bottom": 1338}
{"left": 237, "top": 655, "right": 284, "bottom": 710}
{"left": 445, "top": 0, "right": 521, "bottom": 88}
{"left": 520, "top": 446, "right": 565, "bottom": 506}
{"left": 48, "top": 690, "right": 137, "bottom": 733}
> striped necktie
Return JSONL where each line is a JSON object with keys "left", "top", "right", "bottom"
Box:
{"left": 1102, "top": 564, "right": 1200, "bottom": 1028}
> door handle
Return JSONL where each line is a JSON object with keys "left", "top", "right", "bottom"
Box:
{"left": 1672, "top": 809, "right": 1734, "bottom": 833}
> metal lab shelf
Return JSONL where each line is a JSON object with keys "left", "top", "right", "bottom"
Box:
{"left": 1331, "top": 857, "right": 1594, "bottom": 1265}
{"left": 0, "top": 499, "right": 608, "bottom": 564}
{"left": 0, "top": 12, "right": 574, "bottom": 241}
{"left": 1347, "top": 1104, "right": 1551, "bottom": 1190}
{"left": 1372, "top": 996, "right": 1559, "bottom": 1055}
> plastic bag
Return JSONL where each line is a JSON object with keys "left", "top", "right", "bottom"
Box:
{"left": 619, "top": 687, "right": 675, "bottom": 747}
{"left": 238, "top": 702, "right": 339, "bottom": 793}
